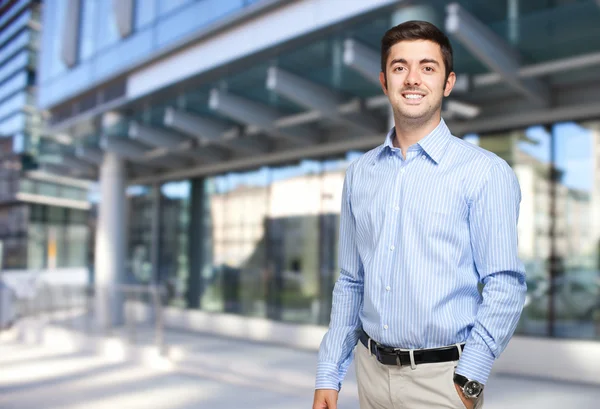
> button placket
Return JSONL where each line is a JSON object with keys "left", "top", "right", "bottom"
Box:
{"left": 384, "top": 159, "right": 404, "bottom": 303}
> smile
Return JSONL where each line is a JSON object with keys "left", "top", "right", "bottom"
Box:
{"left": 402, "top": 93, "right": 424, "bottom": 100}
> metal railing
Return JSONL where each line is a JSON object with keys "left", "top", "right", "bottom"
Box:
{"left": 4, "top": 282, "right": 167, "bottom": 354}
{"left": 117, "top": 284, "right": 166, "bottom": 355}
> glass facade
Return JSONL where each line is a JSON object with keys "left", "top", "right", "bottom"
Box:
{"left": 0, "top": 203, "right": 90, "bottom": 270}
{"left": 38, "top": 0, "right": 267, "bottom": 109}
{"left": 127, "top": 185, "right": 155, "bottom": 283}
{"left": 38, "top": 0, "right": 600, "bottom": 348}
{"left": 0, "top": 0, "right": 40, "bottom": 155}
{"left": 462, "top": 121, "right": 600, "bottom": 340}
{"left": 122, "top": 121, "right": 600, "bottom": 340}
{"left": 125, "top": 182, "right": 192, "bottom": 307}
{"left": 160, "top": 181, "right": 191, "bottom": 307}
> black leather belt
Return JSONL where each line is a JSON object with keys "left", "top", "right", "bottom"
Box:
{"left": 359, "top": 329, "right": 464, "bottom": 367}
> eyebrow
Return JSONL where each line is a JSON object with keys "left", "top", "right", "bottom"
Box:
{"left": 389, "top": 58, "right": 441, "bottom": 67}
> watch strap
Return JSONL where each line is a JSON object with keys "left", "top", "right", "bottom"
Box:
{"left": 453, "top": 373, "right": 483, "bottom": 398}
{"left": 453, "top": 373, "right": 469, "bottom": 388}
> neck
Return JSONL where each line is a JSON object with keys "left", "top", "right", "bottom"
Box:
{"left": 392, "top": 113, "right": 442, "bottom": 157}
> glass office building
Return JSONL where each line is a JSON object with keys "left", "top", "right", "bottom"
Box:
{"left": 0, "top": 0, "right": 91, "bottom": 271}
{"left": 37, "top": 0, "right": 600, "bottom": 346}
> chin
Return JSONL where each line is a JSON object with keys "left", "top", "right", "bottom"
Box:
{"left": 398, "top": 108, "right": 429, "bottom": 120}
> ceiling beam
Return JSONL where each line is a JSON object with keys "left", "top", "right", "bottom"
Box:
{"left": 61, "top": 155, "right": 97, "bottom": 174}
{"left": 75, "top": 146, "right": 104, "bottom": 165}
{"left": 445, "top": 3, "right": 549, "bottom": 106}
{"left": 38, "top": 154, "right": 95, "bottom": 175}
{"left": 266, "top": 66, "right": 381, "bottom": 134}
{"left": 209, "top": 89, "right": 318, "bottom": 146}
{"left": 100, "top": 135, "right": 148, "bottom": 159}
{"left": 164, "top": 107, "right": 269, "bottom": 154}
{"left": 100, "top": 135, "right": 181, "bottom": 169}
{"left": 343, "top": 39, "right": 380, "bottom": 86}
{"left": 130, "top": 83, "right": 600, "bottom": 186}
{"left": 129, "top": 120, "right": 228, "bottom": 163}
{"left": 129, "top": 122, "right": 188, "bottom": 148}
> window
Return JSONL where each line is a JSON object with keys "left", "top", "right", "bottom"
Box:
{"left": 47, "top": 0, "right": 68, "bottom": 78}
{"left": 157, "top": 0, "right": 192, "bottom": 16}
{"left": 160, "top": 180, "right": 191, "bottom": 307}
{"left": 78, "top": 0, "right": 97, "bottom": 60}
{"left": 95, "top": 0, "right": 120, "bottom": 51}
{"left": 135, "top": 0, "right": 156, "bottom": 29}
{"left": 0, "top": 51, "right": 29, "bottom": 85}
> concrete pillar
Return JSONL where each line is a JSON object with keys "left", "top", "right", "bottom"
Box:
{"left": 94, "top": 152, "right": 127, "bottom": 328}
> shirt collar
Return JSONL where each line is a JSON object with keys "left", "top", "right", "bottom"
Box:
{"left": 378, "top": 118, "right": 453, "bottom": 164}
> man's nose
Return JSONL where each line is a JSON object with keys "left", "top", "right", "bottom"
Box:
{"left": 405, "top": 69, "right": 421, "bottom": 86}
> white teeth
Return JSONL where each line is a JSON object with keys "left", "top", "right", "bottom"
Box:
{"left": 404, "top": 94, "right": 423, "bottom": 99}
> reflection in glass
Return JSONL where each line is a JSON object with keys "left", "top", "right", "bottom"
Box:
{"left": 467, "top": 128, "right": 553, "bottom": 336}
{"left": 550, "top": 122, "right": 600, "bottom": 339}
{"left": 135, "top": 0, "right": 156, "bottom": 29}
{"left": 27, "top": 222, "right": 46, "bottom": 269}
{"left": 127, "top": 185, "right": 154, "bottom": 283}
{"left": 160, "top": 180, "right": 191, "bottom": 307}
{"left": 78, "top": 0, "right": 97, "bottom": 60}
{"left": 47, "top": 0, "right": 67, "bottom": 78}
{"left": 202, "top": 154, "right": 358, "bottom": 325}
{"left": 157, "top": 0, "right": 192, "bottom": 16}
{"left": 466, "top": 122, "right": 600, "bottom": 340}
{"left": 95, "top": 0, "right": 120, "bottom": 51}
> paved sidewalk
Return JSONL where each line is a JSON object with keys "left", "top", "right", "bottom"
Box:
{"left": 2, "top": 325, "right": 600, "bottom": 408}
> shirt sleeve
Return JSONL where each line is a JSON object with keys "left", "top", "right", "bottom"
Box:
{"left": 455, "top": 159, "right": 527, "bottom": 384}
{"left": 315, "top": 165, "right": 364, "bottom": 391}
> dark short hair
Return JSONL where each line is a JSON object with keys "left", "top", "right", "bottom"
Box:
{"left": 381, "top": 20, "right": 454, "bottom": 81}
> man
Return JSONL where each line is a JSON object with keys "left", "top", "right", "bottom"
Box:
{"left": 313, "top": 20, "right": 526, "bottom": 409}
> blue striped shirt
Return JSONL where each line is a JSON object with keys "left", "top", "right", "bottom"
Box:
{"left": 316, "top": 118, "right": 527, "bottom": 391}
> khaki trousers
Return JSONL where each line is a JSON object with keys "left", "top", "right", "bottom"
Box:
{"left": 355, "top": 342, "right": 484, "bottom": 409}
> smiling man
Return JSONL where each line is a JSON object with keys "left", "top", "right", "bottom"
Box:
{"left": 313, "top": 21, "right": 527, "bottom": 409}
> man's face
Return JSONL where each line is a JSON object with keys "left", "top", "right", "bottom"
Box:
{"left": 379, "top": 40, "right": 455, "bottom": 124}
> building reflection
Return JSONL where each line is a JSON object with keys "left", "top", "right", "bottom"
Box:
{"left": 124, "top": 122, "right": 600, "bottom": 341}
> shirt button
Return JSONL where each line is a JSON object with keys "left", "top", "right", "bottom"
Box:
{"left": 383, "top": 325, "right": 389, "bottom": 330}
{"left": 390, "top": 245, "right": 395, "bottom": 251}
{"left": 394, "top": 205, "right": 400, "bottom": 211}
{"left": 386, "top": 286, "right": 391, "bottom": 291}
{"left": 400, "top": 168, "right": 405, "bottom": 174}
{"left": 422, "top": 155, "right": 426, "bottom": 159}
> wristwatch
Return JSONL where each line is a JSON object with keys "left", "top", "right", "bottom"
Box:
{"left": 453, "top": 373, "right": 484, "bottom": 399}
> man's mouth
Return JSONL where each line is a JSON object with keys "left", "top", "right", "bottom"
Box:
{"left": 402, "top": 93, "right": 425, "bottom": 100}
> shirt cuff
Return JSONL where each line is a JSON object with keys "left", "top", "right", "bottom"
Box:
{"left": 315, "top": 362, "right": 341, "bottom": 391}
{"left": 455, "top": 343, "right": 495, "bottom": 385}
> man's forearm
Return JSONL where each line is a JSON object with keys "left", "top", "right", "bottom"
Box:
{"left": 455, "top": 270, "right": 526, "bottom": 384}
{"left": 315, "top": 272, "right": 363, "bottom": 390}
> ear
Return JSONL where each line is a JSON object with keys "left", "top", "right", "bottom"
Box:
{"left": 444, "top": 72, "right": 456, "bottom": 97}
{"left": 379, "top": 71, "right": 388, "bottom": 96}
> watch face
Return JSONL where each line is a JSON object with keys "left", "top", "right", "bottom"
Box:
{"left": 464, "top": 380, "right": 482, "bottom": 398}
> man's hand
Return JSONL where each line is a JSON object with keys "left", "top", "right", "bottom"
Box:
{"left": 313, "top": 389, "right": 338, "bottom": 409}
{"left": 454, "top": 383, "right": 475, "bottom": 409}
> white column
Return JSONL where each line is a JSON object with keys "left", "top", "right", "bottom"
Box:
{"left": 94, "top": 152, "right": 127, "bottom": 328}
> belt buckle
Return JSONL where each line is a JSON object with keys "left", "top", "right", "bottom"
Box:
{"left": 393, "top": 348, "right": 404, "bottom": 366}
{"left": 394, "top": 348, "right": 416, "bottom": 369}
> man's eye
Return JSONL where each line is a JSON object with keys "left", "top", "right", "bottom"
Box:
{"left": 395, "top": 67, "right": 405, "bottom": 72}
{"left": 424, "top": 67, "right": 434, "bottom": 72}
